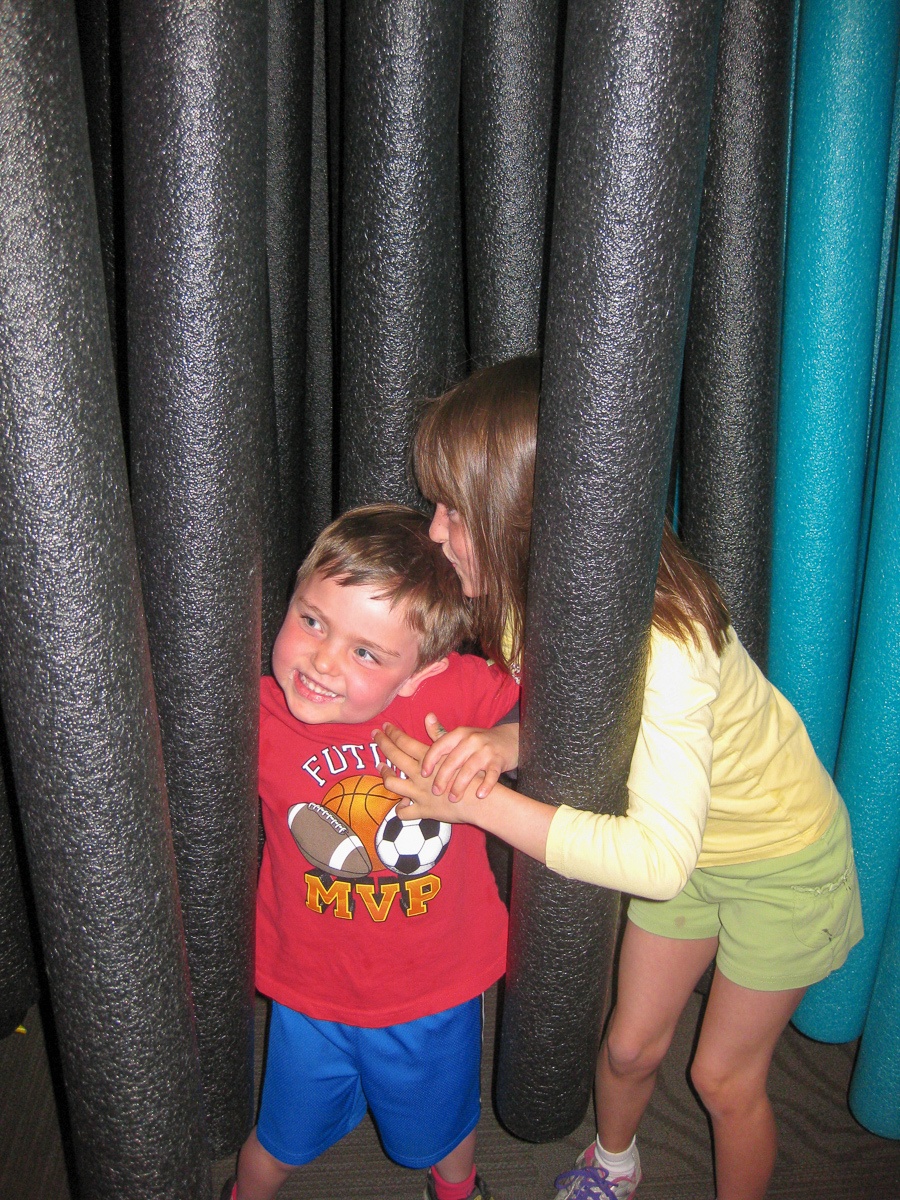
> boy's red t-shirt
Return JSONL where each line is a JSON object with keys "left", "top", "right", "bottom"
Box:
{"left": 256, "top": 653, "right": 519, "bottom": 1027}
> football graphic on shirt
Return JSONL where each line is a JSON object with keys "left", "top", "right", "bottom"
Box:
{"left": 288, "top": 803, "right": 371, "bottom": 879}
{"left": 375, "top": 804, "right": 451, "bottom": 876}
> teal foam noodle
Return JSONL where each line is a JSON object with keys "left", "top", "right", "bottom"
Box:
{"left": 792, "top": 72, "right": 900, "bottom": 1043}
{"left": 849, "top": 867, "right": 900, "bottom": 1137}
{"left": 769, "top": 0, "right": 900, "bottom": 773}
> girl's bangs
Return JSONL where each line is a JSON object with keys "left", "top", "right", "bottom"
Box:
{"left": 415, "top": 414, "right": 464, "bottom": 510}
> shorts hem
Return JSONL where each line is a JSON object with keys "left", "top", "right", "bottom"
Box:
{"left": 256, "top": 1105, "right": 367, "bottom": 1168}
{"left": 382, "top": 1107, "right": 481, "bottom": 1170}
{"left": 716, "top": 960, "right": 837, "bottom": 993}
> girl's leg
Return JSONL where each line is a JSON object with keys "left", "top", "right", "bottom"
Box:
{"left": 690, "top": 972, "right": 806, "bottom": 1200}
{"left": 596, "top": 921, "right": 718, "bottom": 1152}
{"left": 234, "top": 1127, "right": 296, "bottom": 1200}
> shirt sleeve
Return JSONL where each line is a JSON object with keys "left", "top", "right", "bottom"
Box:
{"left": 456, "top": 655, "right": 520, "bottom": 729}
{"left": 544, "top": 628, "right": 721, "bottom": 900}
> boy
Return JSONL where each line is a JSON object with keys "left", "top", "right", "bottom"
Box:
{"left": 228, "top": 504, "right": 519, "bottom": 1200}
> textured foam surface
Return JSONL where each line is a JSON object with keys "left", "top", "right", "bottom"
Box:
{"left": 74, "top": 0, "right": 119, "bottom": 364}
{"left": 461, "top": 0, "right": 558, "bottom": 364}
{"left": 496, "top": 0, "right": 721, "bottom": 1141}
{"left": 680, "top": 0, "right": 793, "bottom": 668}
{"left": 793, "top": 203, "right": 900, "bottom": 1047}
{"left": 850, "top": 869, "right": 900, "bottom": 1139}
{"left": 0, "top": 2, "right": 209, "bottom": 1192}
{"left": 121, "top": 0, "right": 268, "bottom": 1158}
{"left": 268, "top": 0, "right": 315, "bottom": 591}
{"left": 301, "top": 0, "right": 337, "bottom": 550}
{"left": 339, "top": 0, "right": 466, "bottom": 509}
{"left": 769, "top": 0, "right": 900, "bottom": 771}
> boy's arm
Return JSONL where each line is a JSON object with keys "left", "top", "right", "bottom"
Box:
{"left": 375, "top": 721, "right": 549, "bottom": 860}
{"left": 419, "top": 712, "right": 519, "bottom": 800}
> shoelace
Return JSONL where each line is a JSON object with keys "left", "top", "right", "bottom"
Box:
{"left": 553, "top": 1165, "right": 621, "bottom": 1200}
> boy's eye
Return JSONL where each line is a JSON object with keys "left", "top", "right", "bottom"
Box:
{"left": 354, "top": 647, "right": 377, "bottom": 663}
{"left": 301, "top": 614, "right": 319, "bottom": 630}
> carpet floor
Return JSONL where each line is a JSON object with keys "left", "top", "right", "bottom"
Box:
{"left": 2, "top": 986, "right": 899, "bottom": 1200}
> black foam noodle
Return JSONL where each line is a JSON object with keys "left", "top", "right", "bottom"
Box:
{"left": 73, "top": 0, "right": 118, "bottom": 360}
{"left": 268, "top": 0, "right": 316, "bottom": 612}
{"left": 339, "top": 0, "right": 467, "bottom": 511}
{"left": 497, "top": 0, "right": 723, "bottom": 1141}
{"left": 461, "top": 0, "right": 560, "bottom": 365}
{"left": 302, "top": 0, "right": 338, "bottom": 553}
{"left": 680, "top": 0, "right": 794, "bottom": 671}
{"left": 121, "top": 0, "right": 269, "bottom": 1159}
{"left": 0, "top": 1, "right": 209, "bottom": 1193}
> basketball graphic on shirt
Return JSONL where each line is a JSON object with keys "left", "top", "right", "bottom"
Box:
{"left": 321, "top": 775, "right": 399, "bottom": 871}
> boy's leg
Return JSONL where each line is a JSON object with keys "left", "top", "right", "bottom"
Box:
{"left": 690, "top": 971, "right": 805, "bottom": 1200}
{"left": 233, "top": 1128, "right": 296, "bottom": 1200}
{"left": 244, "top": 1002, "right": 367, "bottom": 1197}
{"left": 433, "top": 1128, "right": 476, "bottom": 1181}
{"left": 360, "top": 997, "right": 484, "bottom": 1195}
{"left": 595, "top": 921, "right": 718, "bottom": 1152}
{"left": 428, "top": 1129, "right": 484, "bottom": 1200}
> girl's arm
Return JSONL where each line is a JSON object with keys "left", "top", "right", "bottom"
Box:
{"left": 376, "top": 719, "right": 706, "bottom": 900}
{"left": 376, "top": 627, "right": 722, "bottom": 901}
{"left": 418, "top": 712, "right": 519, "bottom": 800}
{"left": 375, "top": 722, "right": 551, "bottom": 861}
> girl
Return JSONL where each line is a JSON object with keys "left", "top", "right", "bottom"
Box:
{"left": 374, "top": 356, "right": 863, "bottom": 1200}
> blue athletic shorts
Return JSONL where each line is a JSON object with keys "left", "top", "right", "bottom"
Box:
{"left": 256, "top": 996, "right": 483, "bottom": 1168}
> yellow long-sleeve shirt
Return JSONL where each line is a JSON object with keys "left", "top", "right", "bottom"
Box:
{"left": 544, "top": 626, "right": 839, "bottom": 901}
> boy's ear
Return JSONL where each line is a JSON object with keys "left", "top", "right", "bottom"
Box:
{"left": 397, "top": 656, "right": 449, "bottom": 697}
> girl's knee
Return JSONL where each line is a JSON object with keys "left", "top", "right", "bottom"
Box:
{"left": 690, "top": 1053, "right": 767, "bottom": 1117}
{"left": 604, "top": 1025, "right": 670, "bottom": 1080}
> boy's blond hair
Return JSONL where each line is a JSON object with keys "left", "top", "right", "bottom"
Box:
{"left": 295, "top": 504, "right": 473, "bottom": 667}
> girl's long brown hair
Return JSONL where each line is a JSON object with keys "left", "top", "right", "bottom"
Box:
{"left": 414, "top": 356, "right": 730, "bottom": 670}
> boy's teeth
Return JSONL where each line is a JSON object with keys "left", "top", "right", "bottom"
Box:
{"left": 301, "top": 673, "right": 337, "bottom": 697}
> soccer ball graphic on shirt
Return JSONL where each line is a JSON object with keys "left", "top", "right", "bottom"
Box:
{"left": 375, "top": 803, "right": 451, "bottom": 876}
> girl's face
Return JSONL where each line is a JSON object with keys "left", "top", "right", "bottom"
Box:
{"left": 429, "top": 503, "right": 479, "bottom": 597}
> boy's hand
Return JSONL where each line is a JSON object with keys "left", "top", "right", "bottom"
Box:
{"left": 374, "top": 722, "right": 481, "bottom": 824}
{"left": 420, "top": 713, "right": 519, "bottom": 801}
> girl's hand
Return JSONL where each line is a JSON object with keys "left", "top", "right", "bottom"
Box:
{"left": 374, "top": 722, "right": 478, "bottom": 824}
{"left": 420, "top": 713, "right": 519, "bottom": 800}
{"left": 374, "top": 722, "right": 553, "bottom": 862}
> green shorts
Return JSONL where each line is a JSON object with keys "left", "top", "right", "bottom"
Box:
{"left": 627, "top": 802, "right": 864, "bottom": 991}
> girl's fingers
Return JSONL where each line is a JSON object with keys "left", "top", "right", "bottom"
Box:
{"left": 432, "top": 753, "right": 464, "bottom": 795}
{"left": 379, "top": 722, "right": 429, "bottom": 760}
{"left": 374, "top": 737, "right": 418, "bottom": 779}
{"left": 421, "top": 727, "right": 459, "bottom": 777}
{"left": 374, "top": 725, "right": 421, "bottom": 767}
{"left": 446, "top": 760, "right": 477, "bottom": 799}
{"left": 477, "top": 766, "right": 500, "bottom": 799}
{"left": 378, "top": 763, "right": 417, "bottom": 799}
{"left": 434, "top": 747, "right": 494, "bottom": 797}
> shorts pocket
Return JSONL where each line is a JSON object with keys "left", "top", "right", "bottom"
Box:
{"left": 790, "top": 860, "right": 856, "bottom": 953}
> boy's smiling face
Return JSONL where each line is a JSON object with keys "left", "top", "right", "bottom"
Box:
{"left": 272, "top": 570, "right": 448, "bottom": 726}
